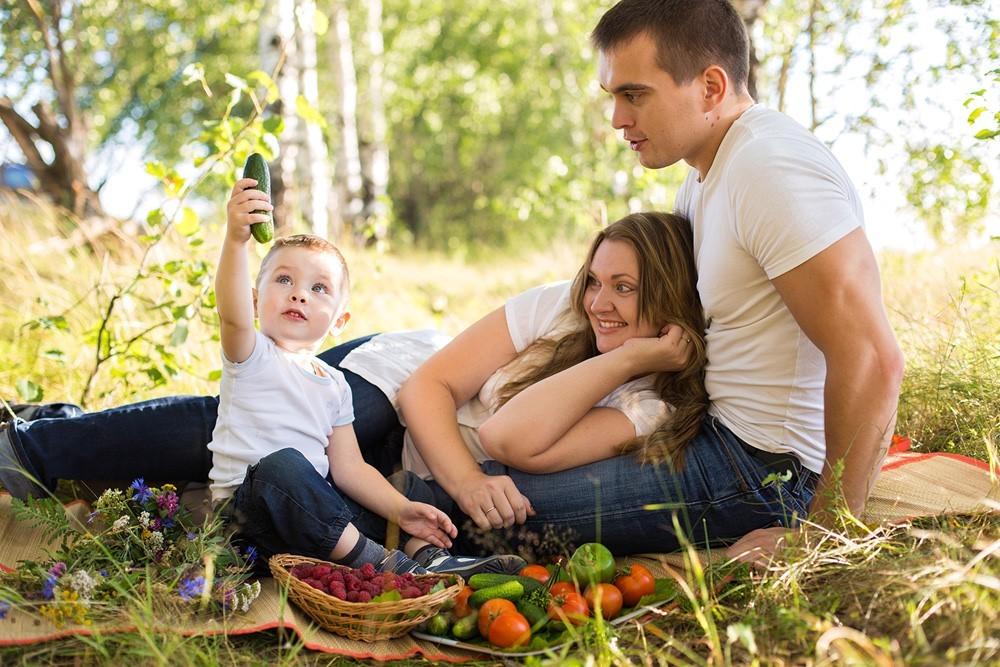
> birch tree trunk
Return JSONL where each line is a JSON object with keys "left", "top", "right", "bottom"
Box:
{"left": 260, "top": 0, "right": 302, "bottom": 235}
{"left": 731, "top": 0, "right": 767, "bottom": 100}
{"left": 328, "top": 1, "right": 364, "bottom": 239}
{"left": 296, "top": 0, "right": 332, "bottom": 238}
{"left": 359, "top": 0, "right": 390, "bottom": 243}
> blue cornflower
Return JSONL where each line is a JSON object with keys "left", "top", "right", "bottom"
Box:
{"left": 99, "top": 569, "right": 108, "bottom": 577}
{"left": 130, "top": 478, "right": 153, "bottom": 504}
{"left": 0, "top": 600, "right": 10, "bottom": 619}
{"left": 185, "top": 530, "right": 197, "bottom": 541}
{"left": 178, "top": 576, "right": 205, "bottom": 601}
{"left": 41, "top": 575, "right": 58, "bottom": 600}
{"left": 244, "top": 545, "right": 258, "bottom": 566}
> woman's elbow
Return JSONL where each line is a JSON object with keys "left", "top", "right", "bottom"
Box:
{"left": 479, "top": 420, "right": 523, "bottom": 466}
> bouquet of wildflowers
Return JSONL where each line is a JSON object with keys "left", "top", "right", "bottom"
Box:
{"left": 0, "top": 479, "right": 261, "bottom": 628}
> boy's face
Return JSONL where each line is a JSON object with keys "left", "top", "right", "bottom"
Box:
{"left": 253, "top": 246, "right": 350, "bottom": 353}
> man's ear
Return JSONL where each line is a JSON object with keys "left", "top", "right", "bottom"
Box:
{"left": 701, "top": 64, "right": 729, "bottom": 111}
{"left": 330, "top": 310, "right": 351, "bottom": 335}
{"left": 252, "top": 287, "right": 259, "bottom": 319}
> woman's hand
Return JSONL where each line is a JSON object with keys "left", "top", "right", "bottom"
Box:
{"left": 397, "top": 501, "right": 458, "bottom": 549}
{"left": 453, "top": 471, "right": 535, "bottom": 531}
{"left": 619, "top": 323, "right": 693, "bottom": 375}
{"left": 225, "top": 178, "right": 272, "bottom": 244}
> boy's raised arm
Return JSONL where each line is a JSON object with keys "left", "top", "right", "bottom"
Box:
{"left": 216, "top": 178, "right": 272, "bottom": 363}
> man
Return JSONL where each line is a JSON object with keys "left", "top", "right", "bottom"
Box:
{"left": 592, "top": 0, "right": 904, "bottom": 562}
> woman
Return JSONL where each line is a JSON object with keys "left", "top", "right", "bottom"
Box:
{"left": 2, "top": 213, "right": 816, "bottom": 554}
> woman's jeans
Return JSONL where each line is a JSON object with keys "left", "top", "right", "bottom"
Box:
{"left": 5, "top": 336, "right": 817, "bottom": 554}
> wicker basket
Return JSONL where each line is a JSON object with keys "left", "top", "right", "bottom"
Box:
{"left": 269, "top": 553, "right": 464, "bottom": 641}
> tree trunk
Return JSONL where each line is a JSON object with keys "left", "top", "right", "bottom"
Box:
{"left": 731, "top": 0, "right": 768, "bottom": 100}
{"left": 296, "top": 0, "right": 332, "bottom": 238}
{"left": 358, "top": 0, "right": 390, "bottom": 243}
{"left": 260, "top": 0, "right": 302, "bottom": 235}
{"left": 0, "top": 1, "right": 103, "bottom": 218}
{"left": 328, "top": 1, "right": 365, "bottom": 240}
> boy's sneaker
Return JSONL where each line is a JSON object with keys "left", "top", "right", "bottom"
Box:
{"left": 0, "top": 419, "right": 47, "bottom": 499}
{"left": 375, "top": 548, "right": 428, "bottom": 575}
{"left": 413, "top": 546, "right": 526, "bottom": 578}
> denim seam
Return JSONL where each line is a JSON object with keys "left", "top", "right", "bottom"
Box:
{"left": 711, "top": 416, "right": 752, "bottom": 493}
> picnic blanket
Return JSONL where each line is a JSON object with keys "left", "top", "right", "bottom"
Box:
{"left": 2, "top": 444, "right": 997, "bottom": 660}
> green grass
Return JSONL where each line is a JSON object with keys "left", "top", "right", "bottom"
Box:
{"left": 2, "top": 195, "right": 998, "bottom": 665}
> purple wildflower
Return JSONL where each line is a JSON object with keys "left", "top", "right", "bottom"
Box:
{"left": 130, "top": 478, "right": 153, "bottom": 504}
{"left": 48, "top": 562, "right": 66, "bottom": 578}
{"left": 86, "top": 510, "right": 99, "bottom": 524}
{"left": 156, "top": 491, "right": 179, "bottom": 517}
{"left": 178, "top": 576, "right": 205, "bottom": 601}
{"left": 150, "top": 517, "right": 163, "bottom": 532}
{"left": 0, "top": 600, "right": 10, "bottom": 619}
{"left": 185, "top": 530, "right": 197, "bottom": 541}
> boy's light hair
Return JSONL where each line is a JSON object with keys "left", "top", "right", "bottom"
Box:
{"left": 256, "top": 234, "right": 350, "bottom": 291}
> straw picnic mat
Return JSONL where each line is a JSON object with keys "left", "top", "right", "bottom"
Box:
{"left": 2, "top": 445, "right": 997, "bottom": 659}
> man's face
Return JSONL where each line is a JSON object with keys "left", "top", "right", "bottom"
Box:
{"left": 598, "top": 32, "right": 708, "bottom": 171}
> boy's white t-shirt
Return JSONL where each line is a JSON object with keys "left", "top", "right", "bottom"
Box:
{"left": 674, "top": 105, "right": 864, "bottom": 475}
{"left": 208, "top": 330, "right": 355, "bottom": 501}
{"left": 340, "top": 281, "right": 671, "bottom": 480}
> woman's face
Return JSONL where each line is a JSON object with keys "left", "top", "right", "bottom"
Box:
{"left": 584, "top": 239, "right": 661, "bottom": 353}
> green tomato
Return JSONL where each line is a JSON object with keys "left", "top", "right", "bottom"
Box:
{"left": 567, "top": 542, "right": 615, "bottom": 586}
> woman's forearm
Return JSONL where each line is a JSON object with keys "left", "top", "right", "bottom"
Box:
{"left": 478, "top": 348, "right": 634, "bottom": 461}
{"left": 397, "top": 373, "right": 483, "bottom": 497}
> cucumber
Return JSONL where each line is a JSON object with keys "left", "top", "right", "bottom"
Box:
{"left": 241, "top": 153, "right": 273, "bottom": 243}
{"left": 469, "top": 580, "right": 524, "bottom": 607}
{"left": 451, "top": 611, "right": 480, "bottom": 640}
{"left": 468, "top": 573, "right": 543, "bottom": 594}
{"left": 426, "top": 612, "right": 451, "bottom": 636}
{"left": 516, "top": 599, "right": 548, "bottom": 627}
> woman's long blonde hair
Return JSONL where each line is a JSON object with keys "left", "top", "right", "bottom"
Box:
{"left": 496, "top": 212, "right": 707, "bottom": 467}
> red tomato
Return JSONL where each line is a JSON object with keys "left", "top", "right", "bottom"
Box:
{"left": 613, "top": 565, "right": 656, "bottom": 607}
{"left": 453, "top": 585, "right": 474, "bottom": 618}
{"left": 584, "top": 583, "right": 623, "bottom": 619}
{"left": 487, "top": 611, "right": 531, "bottom": 648}
{"left": 549, "top": 581, "right": 577, "bottom": 598}
{"left": 548, "top": 591, "right": 590, "bottom": 626}
{"left": 519, "top": 564, "right": 550, "bottom": 584}
{"left": 478, "top": 598, "right": 517, "bottom": 638}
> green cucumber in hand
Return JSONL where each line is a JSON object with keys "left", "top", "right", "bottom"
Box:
{"left": 242, "top": 153, "right": 273, "bottom": 243}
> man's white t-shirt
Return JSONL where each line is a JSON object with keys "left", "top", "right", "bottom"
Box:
{"left": 340, "top": 281, "right": 671, "bottom": 480}
{"left": 208, "top": 331, "right": 355, "bottom": 501}
{"left": 675, "top": 105, "right": 864, "bottom": 474}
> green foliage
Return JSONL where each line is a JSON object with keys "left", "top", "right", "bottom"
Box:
{"left": 366, "top": 0, "right": 683, "bottom": 249}
{"left": 0, "top": 0, "right": 264, "bottom": 170}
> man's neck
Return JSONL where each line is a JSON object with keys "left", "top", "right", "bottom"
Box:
{"left": 689, "top": 95, "right": 756, "bottom": 182}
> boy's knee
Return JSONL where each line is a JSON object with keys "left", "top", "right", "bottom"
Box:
{"left": 254, "top": 447, "right": 311, "bottom": 481}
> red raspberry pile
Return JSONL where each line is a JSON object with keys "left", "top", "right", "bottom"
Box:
{"left": 289, "top": 561, "right": 436, "bottom": 602}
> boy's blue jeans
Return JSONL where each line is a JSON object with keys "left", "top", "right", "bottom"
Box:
{"left": 6, "top": 335, "right": 818, "bottom": 555}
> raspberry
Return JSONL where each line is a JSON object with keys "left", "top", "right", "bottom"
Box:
{"left": 311, "top": 564, "right": 333, "bottom": 579}
{"left": 290, "top": 564, "right": 314, "bottom": 579}
{"left": 359, "top": 563, "right": 376, "bottom": 579}
{"left": 356, "top": 591, "right": 372, "bottom": 603}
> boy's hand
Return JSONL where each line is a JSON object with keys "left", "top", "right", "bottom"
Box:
{"left": 397, "top": 501, "right": 457, "bottom": 549}
{"left": 226, "top": 178, "right": 273, "bottom": 243}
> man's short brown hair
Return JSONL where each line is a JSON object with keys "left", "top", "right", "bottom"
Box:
{"left": 592, "top": 0, "right": 750, "bottom": 91}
